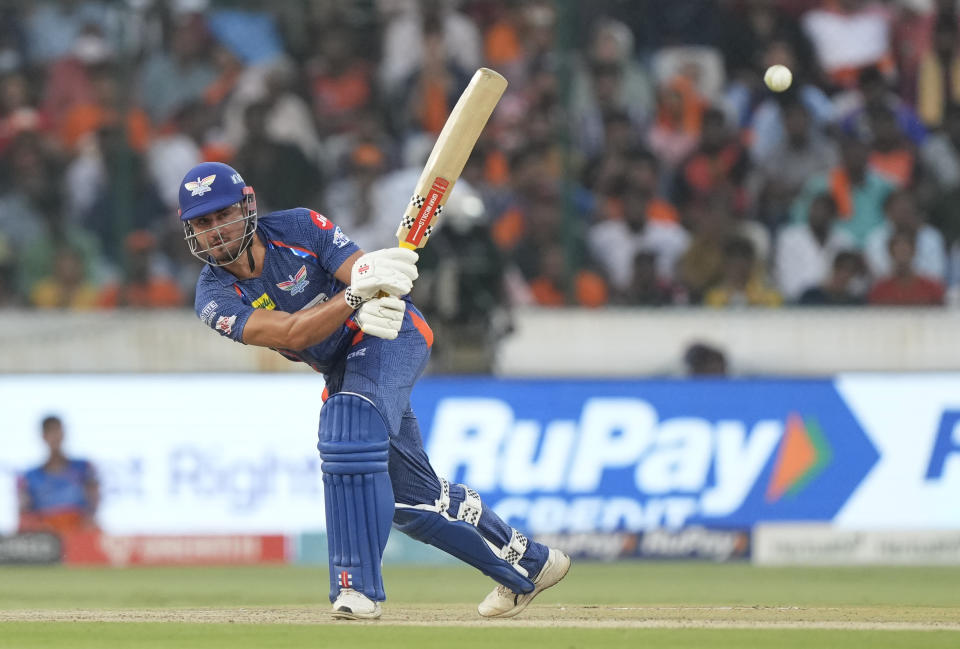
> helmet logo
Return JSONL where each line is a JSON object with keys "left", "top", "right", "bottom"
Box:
{"left": 185, "top": 174, "right": 216, "bottom": 197}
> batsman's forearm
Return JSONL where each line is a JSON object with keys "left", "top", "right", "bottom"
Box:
{"left": 242, "top": 290, "right": 355, "bottom": 350}
{"left": 285, "top": 290, "right": 356, "bottom": 350}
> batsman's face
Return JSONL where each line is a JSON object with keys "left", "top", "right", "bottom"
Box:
{"left": 189, "top": 203, "right": 245, "bottom": 262}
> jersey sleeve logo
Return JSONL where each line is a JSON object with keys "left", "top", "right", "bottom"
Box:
{"left": 185, "top": 174, "right": 216, "bottom": 196}
{"left": 309, "top": 210, "right": 333, "bottom": 230}
{"left": 276, "top": 265, "right": 310, "bottom": 295}
{"left": 333, "top": 225, "right": 350, "bottom": 248}
{"left": 215, "top": 314, "right": 237, "bottom": 335}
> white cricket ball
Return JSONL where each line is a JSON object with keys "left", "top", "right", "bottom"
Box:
{"left": 764, "top": 64, "right": 793, "bottom": 92}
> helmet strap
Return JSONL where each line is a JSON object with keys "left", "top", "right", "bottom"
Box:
{"left": 246, "top": 242, "right": 255, "bottom": 272}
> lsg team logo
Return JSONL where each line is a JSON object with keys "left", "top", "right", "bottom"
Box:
{"left": 184, "top": 174, "right": 215, "bottom": 197}
{"left": 277, "top": 266, "right": 309, "bottom": 296}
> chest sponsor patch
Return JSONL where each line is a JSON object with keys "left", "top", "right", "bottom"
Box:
{"left": 277, "top": 265, "right": 310, "bottom": 296}
{"left": 252, "top": 293, "right": 276, "bottom": 310}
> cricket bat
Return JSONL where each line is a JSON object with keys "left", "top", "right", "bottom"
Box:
{"left": 395, "top": 67, "right": 508, "bottom": 250}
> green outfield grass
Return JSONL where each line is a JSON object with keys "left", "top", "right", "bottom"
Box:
{"left": 1, "top": 562, "right": 959, "bottom": 648}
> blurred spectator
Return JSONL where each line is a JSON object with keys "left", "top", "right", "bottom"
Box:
{"left": 651, "top": 45, "right": 726, "bottom": 103}
{"left": 802, "top": 0, "right": 896, "bottom": 90}
{"left": 65, "top": 122, "right": 165, "bottom": 257}
{"left": 790, "top": 134, "right": 893, "bottom": 246}
{"left": 920, "top": 102, "right": 960, "bottom": 191}
{"left": 718, "top": 0, "right": 816, "bottom": 91}
{"left": 24, "top": 1, "right": 110, "bottom": 65}
{"left": 29, "top": 243, "right": 101, "bottom": 309}
{"left": 865, "top": 104, "right": 917, "bottom": 187}
{"left": 799, "top": 249, "right": 869, "bottom": 305}
{"left": 380, "top": 0, "right": 481, "bottom": 101}
{"left": 146, "top": 102, "right": 207, "bottom": 213}
{"left": 306, "top": 25, "right": 375, "bottom": 139}
{"left": 834, "top": 65, "right": 927, "bottom": 146}
{"left": 570, "top": 17, "right": 653, "bottom": 159}
{"left": 232, "top": 99, "right": 322, "bottom": 213}
{"left": 0, "top": 72, "right": 48, "bottom": 154}
{"left": 744, "top": 40, "right": 833, "bottom": 163}
{"left": 239, "top": 59, "right": 324, "bottom": 168}
{"left": 776, "top": 193, "right": 856, "bottom": 302}
{"left": 676, "top": 196, "right": 735, "bottom": 303}
{"left": 58, "top": 62, "right": 151, "bottom": 155}
{"left": 17, "top": 414, "right": 99, "bottom": 534}
{"left": 916, "top": 10, "right": 960, "bottom": 128}
{"left": 673, "top": 107, "right": 749, "bottom": 210}
{"left": 323, "top": 142, "right": 391, "bottom": 251}
{"left": 205, "top": 5, "right": 284, "bottom": 66}
{"left": 1, "top": 132, "right": 110, "bottom": 297}
{"left": 868, "top": 229, "right": 945, "bottom": 304}
{"left": 138, "top": 10, "right": 216, "bottom": 126}
{"left": 41, "top": 23, "right": 114, "bottom": 134}
{"left": 618, "top": 249, "right": 675, "bottom": 306}
{"left": 864, "top": 189, "right": 946, "bottom": 281}
{"left": 588, "top": 183, "right": 689, "bottom": 295}
{"left": 97, "top": 230, "right": 183, "bottom": 308}
{"left": 527, "top": 243, "right": 608, "bottom": 308}
{"left": 704, "top": 236, "right": 782, "bottom": 308}
{"left": 683, "top": 341, "right": 728, "bottom": 377}
{"left": 751, "top": 93, "right": 838, "bottom": 230}
{"left": 491, "top": 143, "right": 554, "bottom": 256}
{"left": 0, "top": 232, "right": 20, "bottom": 306}
{"left": 646, "top": 76, "right": 706, "bottom": 172}
{"left": 394, "top": 14, "right": 472, "bottom": 137}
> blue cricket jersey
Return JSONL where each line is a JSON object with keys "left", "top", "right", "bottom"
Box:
{"left": 193, "top": 208, "right": 362, "bottom": 373}
{"left": 19, "top": 460, "right": 96, "bottom": 513}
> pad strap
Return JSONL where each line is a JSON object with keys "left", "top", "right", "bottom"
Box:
{"left": 457, "top": 487, "right": 482, "bottom": 526}
{"left": 501, "top": 529, "right": 529, "bottom": 572}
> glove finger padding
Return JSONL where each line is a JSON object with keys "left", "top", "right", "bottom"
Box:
{"left": 350, "top": 248, "right": 419, "bottom": 301}
{"left": 356, "top": 296, "right": 406, "bottom": 340}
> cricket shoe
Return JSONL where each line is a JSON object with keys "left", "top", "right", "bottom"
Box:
{"left": 331, "top": 588, "right": 382, "bottom": 620}
{"left": 477, "top": 548, "right": 571, "bottom": 618}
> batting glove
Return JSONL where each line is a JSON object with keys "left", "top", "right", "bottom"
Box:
{"left": 345, "top": 248, "right": 419, "bottom": 308}
{"left": 355, "top": 295, "right": 406, "bottom": 340}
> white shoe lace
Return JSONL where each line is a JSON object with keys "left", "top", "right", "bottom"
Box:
{"left": 496, "top": 584, "right": 513, "bottom": 599}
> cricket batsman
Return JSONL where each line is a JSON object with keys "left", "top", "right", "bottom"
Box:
{"left": 178, "top": 161, "right": 570, "bottom": 620}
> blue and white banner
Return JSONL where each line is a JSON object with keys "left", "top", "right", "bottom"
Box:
{"left": 414, "top": 378, "right": 884, "bottom": 534}
{"left": 1, "top": 375, "right": 958, "bottom": 535}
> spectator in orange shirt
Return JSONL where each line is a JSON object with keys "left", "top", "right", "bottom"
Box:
{"left": 867, "top": 104, "right": 915, "bottom": 187}
{"left": 868, "top": 230, "right": 945, "bottom": 305}
{"left": 97, "top": 230, "right": 184, "bottom": 308}
{"left": 673, "top": 107, "right": 750, "bottom": 211}
{"left": 527, "top": 244, "right": 608, "bottom": 308}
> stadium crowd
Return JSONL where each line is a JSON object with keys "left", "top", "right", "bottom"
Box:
{"left": 0, "top": 0, "right": 959, "bottom": 315}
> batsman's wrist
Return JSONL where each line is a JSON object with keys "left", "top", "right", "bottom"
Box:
{"left": 344, "top": 286, "right": 366, "bottom": 310}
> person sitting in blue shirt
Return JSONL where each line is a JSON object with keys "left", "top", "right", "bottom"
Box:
{"left": 18, "top": 415, "right": 99, "bottom": 535}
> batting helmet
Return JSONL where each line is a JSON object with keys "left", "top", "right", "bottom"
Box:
{"left": 178, "top": 162, "right": 258, "bottom": 267}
